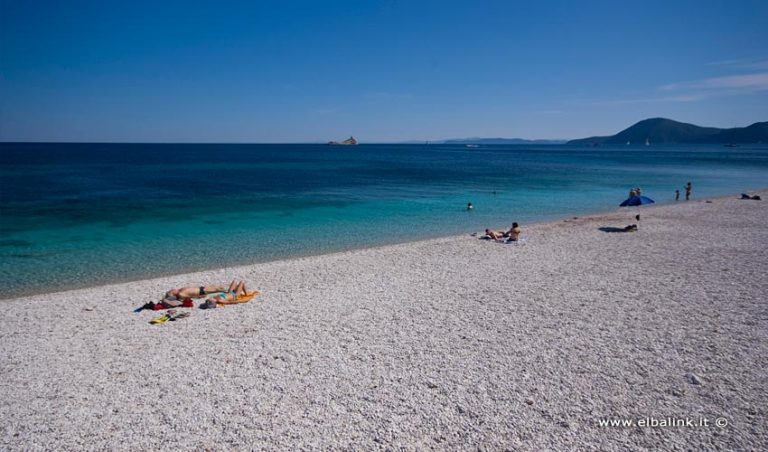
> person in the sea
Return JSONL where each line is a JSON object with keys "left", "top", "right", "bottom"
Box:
{"left": 506, "top": 222, "right": 522, "bottom": 241}
{"left": 675, "top": 190, "right": 680, "bottom": 201}
{"left": 467, "top": 202, "right": 474, "bottom": 210}
{"left": 685, "top": 182, "right": 692, "bottom": 200}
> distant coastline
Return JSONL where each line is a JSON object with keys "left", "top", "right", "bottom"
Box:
{"left": 398, "top": 117, "right": 767, "bottom": 146}
{"left": 567, "top": 117, "right": 768, "bottom": 145}
{"left": 396, "top": 138, "right": 567, "bottom": 145}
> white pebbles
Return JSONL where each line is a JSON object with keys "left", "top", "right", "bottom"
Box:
{"left": 1, "top": 192, "right": 766, "bottom": 450}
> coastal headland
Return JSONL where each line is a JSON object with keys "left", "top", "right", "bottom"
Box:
{"left": 1, "top": 192, "right": 766, "bottom": 449}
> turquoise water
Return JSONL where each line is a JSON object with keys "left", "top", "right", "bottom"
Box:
{"left": 1, "top": 142, "right": 767, "bottom": 298}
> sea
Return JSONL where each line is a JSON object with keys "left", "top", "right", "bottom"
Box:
{"left": 1, "top": 142, "right": 767, "bottom": 299}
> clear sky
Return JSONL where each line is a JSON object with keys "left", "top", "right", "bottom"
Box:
{"left": 1, "top": 0, "right": 767, "bottom": 142}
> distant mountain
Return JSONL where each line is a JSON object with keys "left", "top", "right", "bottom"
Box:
{"left": 441, "top": 137, "right": 567, "bottom": 145}
{"left": 702, "top": 121, "right": 768, "bottom": 144}
{"left": 568, "top": 118, "right": 768, "bottom": 145}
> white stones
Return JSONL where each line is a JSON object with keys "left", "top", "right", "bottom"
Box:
{"left": 1, "top": 191, "right": 767, "bottom": 449}
{"left": 685, "top": 373, "right": 703, "bottom": 386}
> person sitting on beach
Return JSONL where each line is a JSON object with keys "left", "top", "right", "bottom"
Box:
{"left": 505, "top": 222, "right": 522, "bottom": 241}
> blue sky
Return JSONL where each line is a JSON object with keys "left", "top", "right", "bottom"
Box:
{"left": 1, "top": 0, "right": 767, "bottom": 142}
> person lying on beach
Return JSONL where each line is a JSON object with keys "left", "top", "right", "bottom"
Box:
{"left": 140, "top": 284, "right": 230, "bottom": 311}
{"left": 484, "top": 229, "right": 505, "bottom": 240}
{"left": 203, "top": 280, "right": 250, "bottom": 304}
{"left": 165, "top": 284, "right": 229, "bottom": 301}
{"left": 741, "top": 193, "right": 762, "bottom": 200}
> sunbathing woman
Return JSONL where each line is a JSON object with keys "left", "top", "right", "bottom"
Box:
{"left": 485, "top": 229, "right": 505, "bottom": 241}
{"left": 204, "top": 280, "right": 250, "bottom": 303}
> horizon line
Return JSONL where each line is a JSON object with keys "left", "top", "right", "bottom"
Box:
{"left": 0, "top": 140, "right": 572, "bottom": 145}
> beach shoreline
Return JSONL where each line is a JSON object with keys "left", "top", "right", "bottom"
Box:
{"left": 0, "top": 196, "right": 642, "bottom": 301}
{"left": 3, "top": 190, "right": 764, "bottom": 302}
{"left": 1, "top": 191, "right": 766, "bottom": 449}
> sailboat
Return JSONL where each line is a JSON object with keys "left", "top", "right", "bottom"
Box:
{"left": 645, "top": 137, "right": 650, "bottom": 146}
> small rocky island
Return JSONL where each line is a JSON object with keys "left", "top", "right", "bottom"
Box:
{"left": 328, "top": 136, "right": 358, "bottom": 145}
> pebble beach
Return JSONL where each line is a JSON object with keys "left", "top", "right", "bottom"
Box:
{"left": 1, "top": 192, "right": 766, "bottom": 450}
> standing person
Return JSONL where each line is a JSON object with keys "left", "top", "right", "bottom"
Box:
{"left": 675, "top": 190, "right": 680, "bottom": 201}
{"left": 685, "top": 182, "right": 692, "bottom": 201}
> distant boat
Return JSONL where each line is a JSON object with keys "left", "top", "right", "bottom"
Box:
{"left": 328, "top": 136, "right": 358, "bottom": 145}
{"left": 723, "top": 143, "right": 739, "bottom": 148}
{"left": 626, "top": 141, "right": 631, "bottom": 145}
{"left": 465, "top": 144, "right": 479, "bottom": 148}
{"left": 645, "top": 137, "right": 650, "bottom": 146}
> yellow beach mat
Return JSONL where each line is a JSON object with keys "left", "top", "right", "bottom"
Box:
{"left": 216, "top": 291, "right": 260, "bottom": 305}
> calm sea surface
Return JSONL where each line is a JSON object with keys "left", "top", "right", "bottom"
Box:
{"left": 1, "top": 142, "right": 767, "bottom": 298}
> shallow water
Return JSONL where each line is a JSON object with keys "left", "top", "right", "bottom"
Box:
{"left": 1, "top": 142, "right": 767, "bottom": 298}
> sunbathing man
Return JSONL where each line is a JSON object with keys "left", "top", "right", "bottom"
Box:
{"left": 165, "top": 284, "right": 229, "bottom": 300}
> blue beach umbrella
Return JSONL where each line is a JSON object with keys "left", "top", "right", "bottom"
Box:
{"left": 619, "top": 195, "right": 655, "bottom": 207}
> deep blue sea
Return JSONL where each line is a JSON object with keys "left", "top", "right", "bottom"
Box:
{"left": 1, "top": 142, "right": 767, "bottom": 298}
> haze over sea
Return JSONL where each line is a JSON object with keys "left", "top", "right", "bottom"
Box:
{"left": 1, "top": 142, "right": 767, "bottom": 299}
